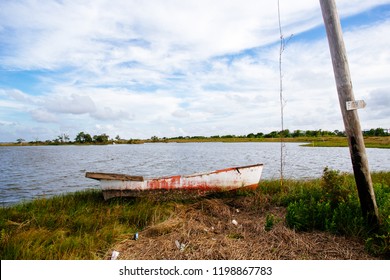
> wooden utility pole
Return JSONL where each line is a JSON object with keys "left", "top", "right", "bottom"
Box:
{"left": 319, "top": 0, "right": 380, "bottom": 229}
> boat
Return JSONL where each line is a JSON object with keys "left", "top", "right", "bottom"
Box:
{"left": 85, "top": 163, "right": 263, "bottom": 200}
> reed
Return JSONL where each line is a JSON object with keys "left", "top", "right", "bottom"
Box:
{"left": 0, "top": 191, "right": 174, "bottom": 259}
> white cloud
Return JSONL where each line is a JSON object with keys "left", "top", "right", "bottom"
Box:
{"left": 90, "top": 107, "right": 129, "bottom": 121}
{"left": 0, "top": 0, "right": 390, "bottom": 141}
{"left": 1, "top": 0, "right": 387, "bottom": 70}
{"left": 30, "top": 109, "right": 59, "bottom": 123}
{"left": 361, "top": 88, "right": 390, "bottom": 126}
{"left": 44, "top": 94, "right": 96, "bottom": 115}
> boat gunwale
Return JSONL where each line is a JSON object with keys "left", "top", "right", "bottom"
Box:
{"left": 85, "top": 163, "right": 263, "bottom": 182}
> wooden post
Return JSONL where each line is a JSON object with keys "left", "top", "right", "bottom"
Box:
{"left": 319, "top": 0, "right": 380, "bottom": 229}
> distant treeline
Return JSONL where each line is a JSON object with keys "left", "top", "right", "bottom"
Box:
{"left": 16, "top": 132, "right": 142, "bottom": 145}
{"left": 14, "top": 128, "right": 389, "bottom": 145}
{"left": 167, "top": 128, "right": 389, "bottom": 141}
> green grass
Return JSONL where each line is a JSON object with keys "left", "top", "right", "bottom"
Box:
{"left": 157, "top": 136, "right": 390, "bottom": 148}
{"left": 300, "top": 136, "right": 390, "bottom": 148}
{"left": 1, "top": 170, "right": 389, "bottom": 259}
{"left": 0, "top": 191, "right": 174, "bottom": 259}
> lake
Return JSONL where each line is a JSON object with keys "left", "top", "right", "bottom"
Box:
{"left": 1, "top": 142, "right": 389, "bottom": 206}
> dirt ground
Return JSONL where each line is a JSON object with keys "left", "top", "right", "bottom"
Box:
{"left": 109, "top": 197, "right": 377, "bottom": 260}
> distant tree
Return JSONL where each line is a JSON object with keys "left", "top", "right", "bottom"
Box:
{"left": 84, "top": 133, "right": 92, "bottom": 142}
{"left": 56, "top": 133, "right": 70, "bottom": 143}
{"left": 304, "top": 130, "right": 321, "bottom": 137}
{"left": 363, "top": 128, "right": 389, "bottom": 137}
{"left": 75, "top": 132, "right": 93, "bottom": 143}
{"left": 334, "top": 130, "right": 345, "bottom": 136}
{"left": 323, "top": 130, "right": 336, "bottom": 136}
{"left": 280, "top": 129, "right": 291, "bottom": 138}
{"left": 16, "top": 138, "right": 25, "bottom": 144}
{"left": 292, "top": 130, "right": 303, "bottom": 137}
{"left": 265, "top": 131, "right": 279, "bottom": 138}
{"left": 150, "top": 136, "right": 159, "bottom": 142}
{"left": 93, "top": 133, "right": 110, "bottom": 143}
{"left": 365, "top": 129, "right": 375, "bottom": 136}
{"left": 75, "top": 132, "right": 86, "bottom": 143}
{"left": 375, "top": 128, "right": 386, "bottom": 136}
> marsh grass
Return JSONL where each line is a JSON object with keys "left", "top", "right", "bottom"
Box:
{"left": 0, "top": 190, "right": 174, "bottom": 259}
{"left": 1, "top": 171, "right": 389, "bottom": 259}
{"left": 299, "top": 136, "right": 390, "bottom": 148}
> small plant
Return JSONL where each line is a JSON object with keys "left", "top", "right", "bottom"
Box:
{"left": 366, "top": 234, "right": 390, "bottom": 258}
{"left": 285, "top": 198, "right": 332, "bottom": 231}
{"left": 227, "top": 233, "right": 244, "bottom": 239}
{"left": 265, "top": 214, "right": 276, "bottom": 231}
{"left": 321, "top": 167, "right": 351, "bottom": 208}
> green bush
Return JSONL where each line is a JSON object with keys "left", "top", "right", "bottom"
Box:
{"left": 366, "top": 234, "right": 390, "bottom": 258}
{"left": 284, "top": 169, "right": 390, "bottom": 257}
{"left": 265, "top": 213, "right": 276, "bottom": 231}
{"left": 366, "top": 182, "right": 390, "bottom": 257}
{"left": 286, "top": 198, "right": 332, "bottom": 231}
{"left": 321, "top": 167, "right": 353, "bottom": 208}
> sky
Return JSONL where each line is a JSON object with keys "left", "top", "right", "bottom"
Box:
{"left": 0, "top": 0, "right": 389, "bottom": 142}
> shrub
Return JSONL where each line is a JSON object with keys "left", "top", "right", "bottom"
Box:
{"left": 264, "top": 214, "right": 276, "bottom": 231}
{"left": 283, "top": 170, "right": 390, "bottom": 258}
{"left": 321, "top": 167, "right": 352, "bottom": 208}
{"left": 286, "top": 198, "right": 332, "bottom": 231}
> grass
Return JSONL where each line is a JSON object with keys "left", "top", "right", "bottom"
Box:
{"left": 0, "top": 191, "right": 174, "bottom": 259}
{"left": 161, "top": 136, "right": 390, "bottom": 149}
{"left": 300, "top": 136, "right": 390, "bottom": 148}
{"left": 168, "top": 136, "right": 390, "bottom": 148}
{"left": 1, "top": 170, "right": 389, "bottom": 259}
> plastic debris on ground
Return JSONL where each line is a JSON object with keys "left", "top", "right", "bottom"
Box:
{"left": 111, "top": 250, "right": 120, "bottom": 260}
{"left": 175, "top": 240, "right": 186, "bottom": 252}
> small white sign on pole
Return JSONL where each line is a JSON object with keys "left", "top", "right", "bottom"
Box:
{"left": 346, "top": 100, "right": 366, "bottom": 111}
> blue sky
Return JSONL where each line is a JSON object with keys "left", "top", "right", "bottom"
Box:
{"left": 0, "top": 0, "right": 389, "bottom": 142}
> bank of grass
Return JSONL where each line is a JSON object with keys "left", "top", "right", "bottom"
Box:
{"left": 1, "top": 170, "right": 389, "bottom": 259}
{"left": 0, "top": 192, "right": 174, "bottom": 259}
{"left": 299, "top": 136, "right": 390, "bottom": 148}
{"left": 167, "top": 136, "right": 390, "bottom": 149}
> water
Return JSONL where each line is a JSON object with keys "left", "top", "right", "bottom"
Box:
{"left": 1, "top": 142, "right": 389, "bottom": 206}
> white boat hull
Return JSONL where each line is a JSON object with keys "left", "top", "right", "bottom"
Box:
{"left": 86, "top": 163, "right": 263, "bottom": 199}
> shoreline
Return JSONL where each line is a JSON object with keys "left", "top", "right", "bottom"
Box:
{"left": 1, "top": 172, "right": 389, "bottom": 260}
{"left": 1, "top": 136, "right": 389, "bottom": 148}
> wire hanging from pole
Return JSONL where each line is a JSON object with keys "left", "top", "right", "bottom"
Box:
{"left": 277, "top": 0, "right": 293, "bottom": 187}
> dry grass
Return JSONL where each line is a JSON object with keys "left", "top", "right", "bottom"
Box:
{"left": 109, "top": 197, "right": 376, "bottom": 260}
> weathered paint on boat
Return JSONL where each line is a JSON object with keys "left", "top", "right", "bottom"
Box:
{"left": 86, "top": 163, "right": 263, "bottom": 199}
